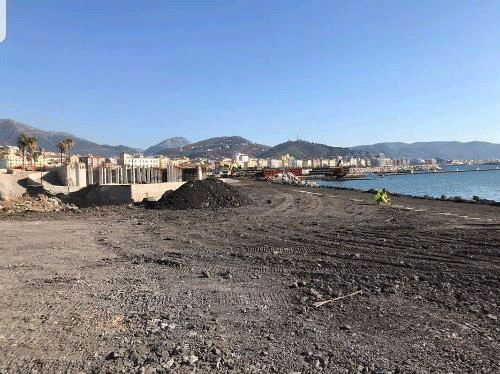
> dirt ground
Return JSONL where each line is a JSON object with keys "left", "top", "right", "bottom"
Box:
{"left": 1, "top": 180, "right": 499, "bottom": 374}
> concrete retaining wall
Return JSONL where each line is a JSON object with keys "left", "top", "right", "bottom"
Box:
{"left": 0, "top": 173, "right": 26, "bottom": 200}
{"left": 56, "top": 164, "right": 88, "bottom": 188}
{"left": 84, "top": 185, "right": 134, "bottom": 205}
{"left": 130, "top": 182, "right": 185, "bottom": 202}
{"left": 67, "top": 182, "right": 186, "bottom": 206}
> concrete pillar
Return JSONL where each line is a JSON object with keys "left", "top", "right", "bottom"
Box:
{"left": 131, "top": 167, "right": 135, "bottom": 184}
{"left": 147, "top": 168, "right": 151, "bottom": 183}
{"left": 88, "top": 164, "right": 93, "bottom": 185}
{"left": 197, "top": 166, "right": 203, "bottom": 180}
{"left": 123, "top": 166, "right": 128, "bottom": 184}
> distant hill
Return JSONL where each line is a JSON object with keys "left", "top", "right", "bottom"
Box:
{"left": 351, "top": 141, "right": 500, "bottom": 160}
{"left": 143, "top": 137, "right": 191, "bottom": 155}
{"left": 257, "top": 140, "right": 365, "bottom": 160}
{"left": 155, "top": 136, "right": 270, "bottom": 159}
{"left": 0, "top": 119, "right": 138, "bottom": 157}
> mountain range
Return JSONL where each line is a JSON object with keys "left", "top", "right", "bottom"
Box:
{"left": 143, "top": 137, "right": 191, "bottom": 155}
{"left": 0, "top": 119, "right": 138, "bottom": 158}
{"left": 351, "top": 141, "right": 500, "bottom": 160}
{"left": 258, "top": 140, "right": 367, "bottom": 160}
{"left": 2, "top": 119, "right": 500, "bottom": 161}
{"left": 149, "top": 136, "right": 270, "bottom": 159}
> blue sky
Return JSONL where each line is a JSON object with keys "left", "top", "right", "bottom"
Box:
{"left": 1, "top": 0, "right": 499, "bottom": 149}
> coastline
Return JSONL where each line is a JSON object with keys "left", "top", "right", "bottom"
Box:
{"left": 317, "top": 184, "right": 500, "bottom": 207}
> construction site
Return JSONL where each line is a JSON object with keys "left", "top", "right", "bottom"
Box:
{"left": 0, "top": 175, "right": 499, "bottom": 373}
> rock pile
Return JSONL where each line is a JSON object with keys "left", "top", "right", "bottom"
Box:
{"left": 155, "top": 178, "right": 252, "bottom": 210}
{"left": 268, "top": 173, "right": 317, "bottom": 187}
{"left": 0, "top": 194, "right": 79, "bottom": 214}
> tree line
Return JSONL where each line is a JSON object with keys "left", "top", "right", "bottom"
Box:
{"left": 13, "top": 134, "right": 75, "bottom": 168}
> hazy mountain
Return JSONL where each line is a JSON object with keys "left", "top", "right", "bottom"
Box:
{"left": 156, "top": 136, "right": 270, "bottom": 159}
{"left": 143, "top": 137, "right": 191, "bottom": 155}
{"left": 0, "top": 119, "right": 139, "bottom": 157}
{"left": 257, "top": 140, "right": 365, "bottom": 160}
{"left": 351, "top": 141, "right": 500, "bottom": 160}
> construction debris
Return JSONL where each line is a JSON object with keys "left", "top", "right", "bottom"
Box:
{"left": 0, "top": 194, "right": 79, "bottom": 214}
{"left": 313, "top": 290, "right": 363, "bottom": 308}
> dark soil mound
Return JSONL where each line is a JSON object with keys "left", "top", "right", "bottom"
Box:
{"left": 156, "top": 178, "right": 252, "bottom": 210}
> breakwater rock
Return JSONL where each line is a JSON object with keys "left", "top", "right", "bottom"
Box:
{"left": 267, "top": 173, "right": 317, "bottom": 187}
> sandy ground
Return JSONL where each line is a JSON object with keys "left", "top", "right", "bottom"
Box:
{"left": 0, "top": 180, "right": 499, "bottom": 373}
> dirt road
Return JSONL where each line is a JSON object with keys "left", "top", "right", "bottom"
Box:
{"left": 1, "top": 181, "right": 499, "bottom": 373}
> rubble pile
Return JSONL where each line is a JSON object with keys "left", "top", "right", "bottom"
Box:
{"left": 155, "top": 178, "right": 252, "bottom": 210}
{"left": 0, "top": 194, "right": 79, "bottom": 214}
{"left": 268, "top": 173, "right": 317, "bottom": 187}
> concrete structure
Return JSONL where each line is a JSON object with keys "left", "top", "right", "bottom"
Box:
{"left": 57, "top": 163, "right": 88, "bottom": 188}
{"left": 55, "top": 163, "right": 182, "bottom": 187}
{"left": 0, "top": 172, "right": 28, "bottom": 200}
{"left": 70, "top": 182, "right": 186, "bottom": 206}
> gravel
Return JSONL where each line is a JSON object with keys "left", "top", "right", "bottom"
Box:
{"left": 154, "top": 177, "right": 252, "bottom": 210}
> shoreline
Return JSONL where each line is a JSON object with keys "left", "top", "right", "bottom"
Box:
{"left": 315, "top": 184, "right": 500, "bottom": 207}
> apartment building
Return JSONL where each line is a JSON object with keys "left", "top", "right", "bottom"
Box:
{"left": 0, "top": 146, "right": 23, "bottom": 170}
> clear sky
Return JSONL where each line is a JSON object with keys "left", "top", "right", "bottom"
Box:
{"left": 1, "top": 0, "right": 499, "bottom": 149}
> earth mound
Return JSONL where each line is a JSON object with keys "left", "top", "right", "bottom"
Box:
{"left": 155, "top": 178, "right": 251, "bottom": 210}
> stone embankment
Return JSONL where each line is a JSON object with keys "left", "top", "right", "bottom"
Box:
{"left": 348, "top": 164, "right": 440, "bottom": 176}
{"left": 0, "top": 193, "right": 80, "bottom": 214}
{"left": 267, "top": 173, "right": 317, "bottom": 187}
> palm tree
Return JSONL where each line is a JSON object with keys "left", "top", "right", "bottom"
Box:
{"left": 16, "top": 133, "right": 29, "bottom": 168}
{"left": 63, "top": 137, "right": 75, "bottom": 163}
{"left": 26, "top": 137, "right": 38, "bottom": 167}
{"left": 57, "top": 141, "right": 66, "bottom": 164}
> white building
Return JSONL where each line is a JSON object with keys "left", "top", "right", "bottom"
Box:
{"left": 119, "top": 153, "right": 161, "bottom": 168}
{"left": 233, "top": 153, "right": 249, "bottom": 163}
{"left": 0, "top": 146, "right": 23, "bottom": 170}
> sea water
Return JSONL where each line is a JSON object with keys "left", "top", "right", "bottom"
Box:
{"left": 316, "top": 164, "right": 500, "bottom": 201}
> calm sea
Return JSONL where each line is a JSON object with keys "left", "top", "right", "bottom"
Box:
{"left": 315, "top": 164, "right": 500, "bottom": 201}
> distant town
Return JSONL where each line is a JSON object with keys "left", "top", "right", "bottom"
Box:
{"left": 3, "top": 132, "right": 500, "bottom": 189}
